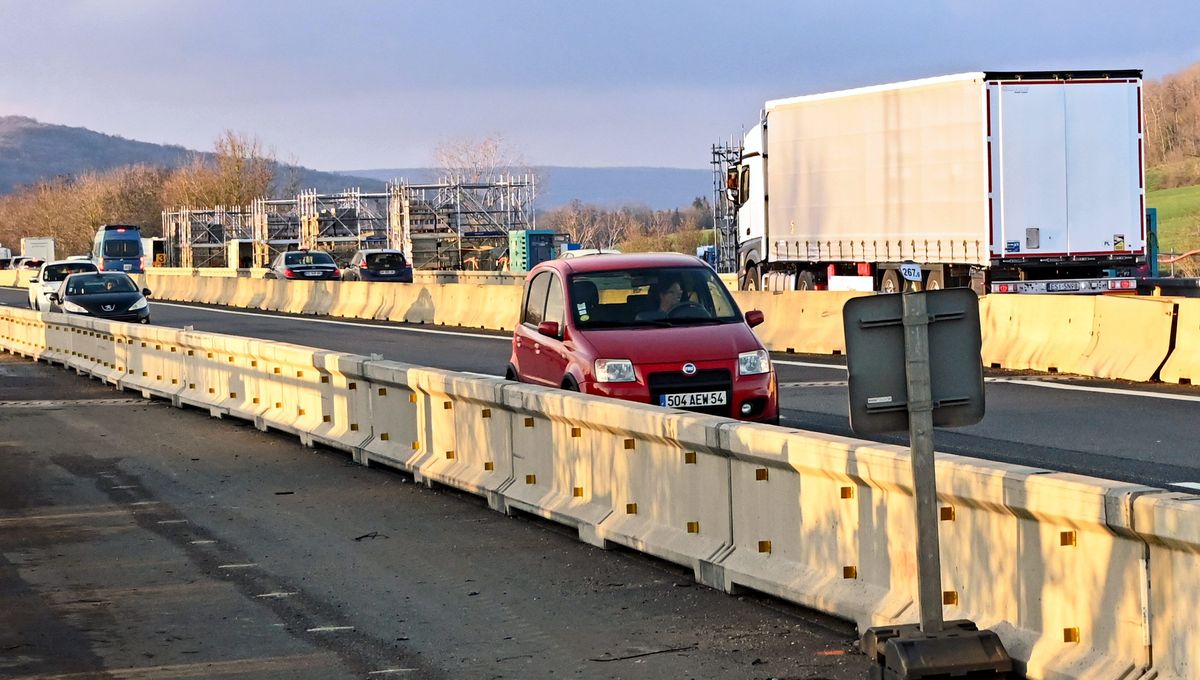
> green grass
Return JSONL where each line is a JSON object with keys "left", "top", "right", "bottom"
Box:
{"left": 1147, "top": 183, "right": 1200, "bottom": 255}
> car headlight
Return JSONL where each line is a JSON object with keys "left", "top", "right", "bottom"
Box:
{"left": 61, "top": 300, "right": 88, "bottom": 313}
{"left": 129, "top": 297, "right": 148, "bottom": 311}
{"left": 594, "top": 358, "right": 636, "bottom": 383}
{"left": 738, "top": 349, "right": 771, "bottom": 376}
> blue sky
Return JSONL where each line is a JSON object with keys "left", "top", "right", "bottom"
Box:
{"left": 1, "top": 1, "right": 1197, "bottom": 170}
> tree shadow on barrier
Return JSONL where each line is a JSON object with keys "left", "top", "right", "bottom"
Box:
{"left": 404, "top": 288, "right": 436, "bottom": 325}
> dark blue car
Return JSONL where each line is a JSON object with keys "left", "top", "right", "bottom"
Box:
{"left": 92, "top": 224, "right": 145, "bottom": 274}
{"left": 341, "top": 249, "right": 413, "bottom": 283}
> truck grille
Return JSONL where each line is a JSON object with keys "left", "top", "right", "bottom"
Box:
{"left": 647, "top": 369, "right": 732, "bottom": 417}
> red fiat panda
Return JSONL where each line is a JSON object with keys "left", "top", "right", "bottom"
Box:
{"left": 506, "top": 253, "right": 778, "bottom": 423}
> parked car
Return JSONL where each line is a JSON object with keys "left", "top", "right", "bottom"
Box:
{"left": 28, "top": 259, "right": 99, "bottom": 311}
{"left": 92, "top": 224, "right": 145, "bottom": 273}
{"left": 264, "top": 250, "right": 342, "bottom": 280}
{"left": 50, "top": 272, "right": 151, "bottom": 324}
{"left": 341, "top": 249, "right": 413, "bottom": 282}
{"left": 506, "top": 253, "right": 778, "bottom": 423}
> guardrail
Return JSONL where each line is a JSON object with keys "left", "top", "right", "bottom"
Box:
{"left": 2, "top": 268, "right": 1197, "bottom": 384}
{"left": 2, "top": 305, "right": 1197, "bottom": 679}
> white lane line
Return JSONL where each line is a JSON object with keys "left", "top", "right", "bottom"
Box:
{"left": 189, "top": 539, "right": 216, "bottom": 545}
{"left": 156, "top": 519, "right": 188, "bottom": 525}
{"left": 152, "top": 302, "right": 511, "bottom": 342}
{"left": 111, "top": 485, "right": 137, "bottom": 489}
{"left": 255, "top": 591, "right": 298, "bottom": 599}
{"left": 307, "top": 625, "right": 355, "bottom": 633}
{"left": 988, "top": 378, "right": 1200, "bottom": 403}
{"left": 1168, "top": 482, "right": 1200, "bottom": 491}
{"left": 218, "top": 563, "right": 258, "bottom": 569}
{"left": 774, "top": 359, "right": 846, "bottom": 370}
{"left": 368, "top": 670, "right": 420, "bottom": 675}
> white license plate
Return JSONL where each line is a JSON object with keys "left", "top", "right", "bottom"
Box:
{"left": 660, "top": 391, "right": 727, "bottom": 408}
{"left": 123, "top": 264, "right": 132, "bottom": 271}
{"left": 305, "top": 271, "right": 322, "bottom": 277}
{"left": 380, "top": 270, "right": 396, "bottom": 275}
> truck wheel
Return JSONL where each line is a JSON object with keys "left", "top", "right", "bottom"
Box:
{"left": 796, "top": 271, "right": 816, "bottom": 290}
{"left": 742, "top": 264, "right": 760, "bottom": 291}
{"left": 925, "top": 269, "right": 945, "bottom": 290}
{"left": 880, "top": 270, "right": 901, "bottom": 293}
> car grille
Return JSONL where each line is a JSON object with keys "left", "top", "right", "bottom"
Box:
{"left": 647, "top": 369, "right": 732, "bottom": 417}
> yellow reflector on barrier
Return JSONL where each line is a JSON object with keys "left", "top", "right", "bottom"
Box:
{"left": 758, "top": 540, "right": 772, "bottom": 554}
{"left": 755, "top": 468, "right": 769, "bottom": 481}
{"left": 944, "top": 591, "right": 959, "bottom": 606}
{"left": 687, "top": 521, "right": 700, "bottom": 534}
{"left": 843, "top": 566, "right": 858, "bottom": 579}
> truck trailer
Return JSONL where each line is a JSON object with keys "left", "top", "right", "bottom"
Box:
{"left": 20, "top": 237, "right": 56, "bottom": 263}
{"left": 728, "top": 71, "right": 1146, "bottom": 294}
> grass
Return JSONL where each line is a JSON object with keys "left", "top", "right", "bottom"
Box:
{"left": 1146, "top": 183, "right": 1200, "bottom": 255}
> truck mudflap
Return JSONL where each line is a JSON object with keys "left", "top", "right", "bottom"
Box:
{"left": 989, "top": 278, "right": 1138, "bottom": 294}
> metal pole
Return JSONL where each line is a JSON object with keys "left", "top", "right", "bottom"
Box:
{"left": 901, "top": 289, "right": 944, "bottom": 634}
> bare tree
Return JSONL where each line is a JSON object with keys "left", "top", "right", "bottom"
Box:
{"left": 433, "top": 134, "right": 538, "bottom": 183}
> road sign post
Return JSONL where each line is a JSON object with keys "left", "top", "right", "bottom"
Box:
{"left": 843, "top": 275, "right": 1012, "bottom": 679}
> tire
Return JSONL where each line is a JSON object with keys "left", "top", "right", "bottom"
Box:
{"left": 741, "top": 263, "right": 760, "bottom": 291}
{"left": 505, "top": 364, "right": 518, "bottom": 382}
{"left": 925, "top": 269, "right": 945, "bottom": 291}
{"left": 880, "top": 270, "right": 901, "bottom": 294}
{"left": 796, "top": 271, "right": 816, "bottom": 290}
{"left": 561, "top": 376, "right": 580, "bottom": 392}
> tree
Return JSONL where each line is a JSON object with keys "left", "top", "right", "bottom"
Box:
{"left": 161, "top": 130, "right": 275, "bottom": 209}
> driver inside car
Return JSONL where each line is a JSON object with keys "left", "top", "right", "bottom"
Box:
{"left": 636, "top": 277, "right": 685, "bottom": 321}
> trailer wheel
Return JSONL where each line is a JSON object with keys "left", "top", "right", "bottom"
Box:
{"left": 796, "top": 271, "right": 816, "bottom": 290}
{"left": 880, "top": 270, "right": 901, "bottom": 293}
{"left": 925, "top": 269, "right": 944, "bottom": 290}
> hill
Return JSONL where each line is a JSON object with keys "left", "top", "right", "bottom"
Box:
{"left": 0, "top": 116, "right": 385, "bottom": 195}
{"left": 1147, "top": 183, "right": 1200, "bottom": 255}
{"left": 339, "top": 166, "right": 712, "bottom": 210}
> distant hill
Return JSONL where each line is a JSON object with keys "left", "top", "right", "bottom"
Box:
{"left": 0, "top": 115, "right": 712, "bottom": 209}
{"left": 345, "top": 166, "right": 712, "bottom": 210}
{"left": 0, "top": 116, "right": 385, "bottom": 195}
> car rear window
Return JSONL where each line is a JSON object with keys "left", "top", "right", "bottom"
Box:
{"left": 43, "top": 262, "right": 98, "bottom": 282}
{"left": 102, "top": 240, "right": 141, "bottom": 258}
{"left": 365, "top": 252, "right": 406, "bottom": 268}
{"left": 66, "top": 274, "right": 137, "bottom": 295}
{"left": 285, "top": 252, "right": 335, "bottom": 266}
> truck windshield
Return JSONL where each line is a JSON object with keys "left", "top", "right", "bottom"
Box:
{"left": 568, "top": 266, "right": 741, "bottom": 329}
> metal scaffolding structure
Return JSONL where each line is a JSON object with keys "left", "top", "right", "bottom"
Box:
{"left": 163, "top": 174, "right": 537, "bottom": 270}
{"left": 711, "top": 141, "right": 742, "bottom": 274}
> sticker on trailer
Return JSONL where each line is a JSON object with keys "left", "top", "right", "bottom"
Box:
{"left": 1114, "top": 234, "right": 1126, "bottom": 251}
{"left": 1006, "top": 241, "right": 1020, "bottom": 253}
{"left": 899, "top": 264, "right": 922, "bottom": 282}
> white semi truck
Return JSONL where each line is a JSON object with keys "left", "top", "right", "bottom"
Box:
{"left": 728, "top": 70, "right": 1146, "bottom": 294}
{"left": 20, "top": 237, "right": 56, "bottom": 263}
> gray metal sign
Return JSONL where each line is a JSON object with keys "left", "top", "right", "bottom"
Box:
{"left": 842, "top": 288, "right": 985, "bottom": 435}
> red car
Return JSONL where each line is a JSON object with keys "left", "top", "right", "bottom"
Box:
{"left": 507, "top": 253, "right": 778, "bottom": 423}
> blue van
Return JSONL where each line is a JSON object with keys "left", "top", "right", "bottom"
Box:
{"left": 92, "top": 224, "right": 145, "bottom": 273}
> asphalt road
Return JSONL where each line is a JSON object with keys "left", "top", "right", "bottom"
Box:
{"left": 3, "top": 287, "right": 1200, "bottom": 489}
{"left": 0, "top": 352, "right": 867, "bottom": 679}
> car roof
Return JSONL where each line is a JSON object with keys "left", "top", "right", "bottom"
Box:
{"left": 536, "top": 252, "right": 706, "bottom": 275}
{"left": 41, "top": 259, "right": 97, "bottom": 268}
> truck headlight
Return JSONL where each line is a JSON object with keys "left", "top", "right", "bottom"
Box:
{"left": 594, "top": 359, "right": 635, "bottom": 383}
{"left": 738, "top": 350, "right": 770, "bottom": 376}
{"left": 129, "top": 297, "right": 148, "bottom": 311}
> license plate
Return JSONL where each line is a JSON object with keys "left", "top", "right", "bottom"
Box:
{"left": 380, "top": 270, "right": 396, "bottom": 275}
{"left": 1047, "top": 281, "right": 1079, "bottom": 292}
{"left": 123, "top": 264, "right": 132, "bottom": 271}
{"left": 659, "top": 391, "right": 727, "bottom": 408}
{"left": 305, "top": 271, "right": 322, "bottom": 277}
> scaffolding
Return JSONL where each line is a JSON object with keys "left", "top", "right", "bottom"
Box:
{"left": 163, "top": 174, "right": 536, "bottom": 270}
{"left": 711, "top": 141, "right": 742, "bottom": 274}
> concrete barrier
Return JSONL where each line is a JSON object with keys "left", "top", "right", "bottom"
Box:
{"left": 1069, "top": 296, "right": 1177, "bottom": 381}
{"left": 731, "top": 290, "right": 868, "bottom": 354}
{"left": 1161, "top": 299, "right": 1200, "bottom": 385}
{"left": 1131, "top": 492, "right": 1200, "bottom": 680}
{"left": 980, "top": 295, "right": 1096, "bottom": 373}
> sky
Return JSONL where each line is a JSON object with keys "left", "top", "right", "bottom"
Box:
{"left": 1, "top": 1, "right": 1198, "bottom": 171}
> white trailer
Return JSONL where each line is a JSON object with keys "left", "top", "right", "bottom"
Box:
{"left": 20, "top": 237, "right": 56, "bottom": 263}
{"left": 729, "top": 71, "right": 1146, "bottom": 293}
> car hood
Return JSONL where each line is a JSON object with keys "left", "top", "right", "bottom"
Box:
{"left": 575, "top": 322, "right": 762, "bottom": 364}
{"left": 64, "top": 292, "right": 143, "bottom": 313}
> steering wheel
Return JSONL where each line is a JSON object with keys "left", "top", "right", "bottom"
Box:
{"left": 667, "top": 302, "right": 711, "bottom": 319}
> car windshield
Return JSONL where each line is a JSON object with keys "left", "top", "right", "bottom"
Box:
{"left": 65, "top": 274, "right": 138, "bottom": 295}
{"left": 568, "top": 266, "right": 741, "bottom": 329}
{"left": 43, "top": 262, "right": 98, "bottom": 282}
{"left": 365, "top": 252, "right": 406, "bottom": 268}
{"left": 102, "top": 240, "right": 141, "bottom": 257}
{"left": 285, "top": 252, "right": 334, "bottom": 266}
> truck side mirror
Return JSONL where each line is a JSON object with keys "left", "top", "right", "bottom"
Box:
{"left": 745, "top": 310, "right": 765, "bottom": 328}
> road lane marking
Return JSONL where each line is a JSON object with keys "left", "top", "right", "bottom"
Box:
{"left": 369, "top": 670, "right": 420, "bottom": 675}
{"left": 1168, "top": 482, "right": 1200, "bottom": 491}
{"left": 256, "top": 591, "right": 298, "bottom": 599}
{"left": 987, "top": 378, "right": 1200, "bottom": 403}
{"left": 307, "top": 625, "right": 355, "bottom": 632}
{"left": 156, "top": 519, "right": 189, "bottom": 524}
{"left": 152, "top": 301, "right": 511, "bottom": 341}
{"left": 0, "top": 398, "right": 147, "bottom": 408}
{"left": 189, "top": 539, "right": 216, "bottom": 545}
{"left": 774, "top": 359, "right": 846, "bottom": 370}
{"left": 218, "top": 563, "right": 258, "bottom": 569}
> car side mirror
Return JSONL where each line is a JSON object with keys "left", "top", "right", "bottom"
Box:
{"left": 49, "top": 293, "right": 60, "bottom": 303}
{"left": 29, "top": 277, "right": 38, "bottom": 283}
{"left": 537, "top": 321, "right": 560, "bottom": 338}
{"left": 142, "top": 288, "right": 152, "bottom": 297}
{"left": 745, "top": 310, "right": 765, "bottom": 328}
